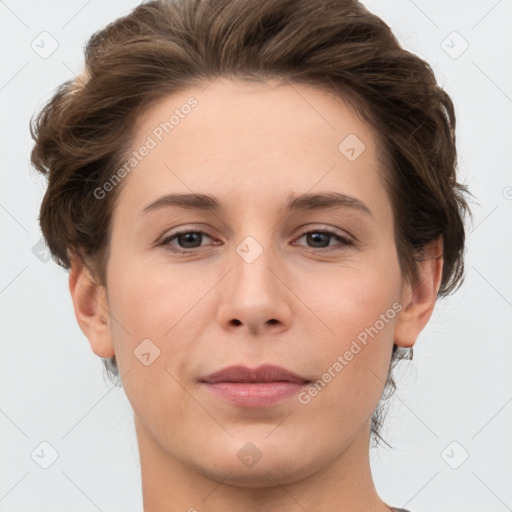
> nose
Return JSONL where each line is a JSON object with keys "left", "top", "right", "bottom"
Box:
{"left": 216, "top": 236, "right": 293, "bottom": 336}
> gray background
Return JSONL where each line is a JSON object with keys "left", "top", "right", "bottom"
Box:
{"left": 1, "top": 1, "right": 511, "bottom": 511}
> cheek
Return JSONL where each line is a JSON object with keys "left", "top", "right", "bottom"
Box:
{"left": 309, "top": 254, "right": 401, "bottom": 337}
{"left": 106, "top": 265, "right": 199, "bottom": 431}
{"left": 106, "top": 256, "right": 212, "bottom": 389}
{"left": 107, "top": 254, "right": 200, "bottom": 336}
{"left": 329, "top": 281, "right": 398, "bottom": 339}
{"left": 302, "top": 254, "right": 401, "bottom": 394}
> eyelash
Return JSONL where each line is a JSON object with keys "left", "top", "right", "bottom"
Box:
{"left": 158, "top": 228, "right": 355, "bottom": 254}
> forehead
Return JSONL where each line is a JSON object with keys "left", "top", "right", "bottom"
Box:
{"left": 112, "top": 78, "right": 389, "bottom": 222}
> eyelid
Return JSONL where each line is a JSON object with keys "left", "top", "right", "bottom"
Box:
{"left": 158, "top": 224, "right": 356, "bottom": 253}
{"left": 294, "top": 224, "right": 355, "bottom": 241}
{"left": 157, "top": 223, "right": 214, "bottom": 241}
{"left": 292, "top": 227, "right": 356, "bottom": 250}
{"left": 158, "top": 225, "right": 353, "bottom": 242}
{"left": 158, "top": 227, "right": 216, "bottom": 248}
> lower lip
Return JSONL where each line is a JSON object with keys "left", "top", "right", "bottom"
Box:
{"left": 201, "top": 381, "right": 309, "bottom": 407}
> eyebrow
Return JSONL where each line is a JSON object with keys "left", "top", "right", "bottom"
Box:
{"left": 141, "top": 191, "right": 373, "bottom": 217}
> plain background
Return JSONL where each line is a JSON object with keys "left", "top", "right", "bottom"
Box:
{"left": 1, "top": 1, "right": 511, "bottom": 511}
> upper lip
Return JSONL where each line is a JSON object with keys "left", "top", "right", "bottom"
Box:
{"left": 200, "top": 364, "right": 310, "bottom": 384}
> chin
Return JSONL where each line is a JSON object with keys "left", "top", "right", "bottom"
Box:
{"left": 189, "top": 437, "right": 323, "bottom": 488}
{"left": 200, "top": 456, "right": 311, "bottom": 488}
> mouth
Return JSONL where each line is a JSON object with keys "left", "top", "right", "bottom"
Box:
{"left": 199, "top": 364, "right": 311, "bottom": 407}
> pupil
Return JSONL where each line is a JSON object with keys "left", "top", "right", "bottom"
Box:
{"left": 308, "top": 232, "right": 328, "bottom": 247}
{"left": 180, "top": 232, "right": 201, "bottom": 248}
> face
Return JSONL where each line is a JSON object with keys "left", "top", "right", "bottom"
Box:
{"left": 78, "top": 78, "right": 426, "bottom": 487}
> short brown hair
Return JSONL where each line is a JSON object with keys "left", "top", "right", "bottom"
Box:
{"left": 30, "top": 0, "right": 471, "bottom": 446}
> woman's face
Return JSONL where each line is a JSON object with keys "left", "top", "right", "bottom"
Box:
{"left": 75, "top": 78, "right": 431, "bottom": 486}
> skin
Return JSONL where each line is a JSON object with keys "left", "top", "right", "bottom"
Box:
{"left": 69, "top": 78, "right": 443, "bottom": 512}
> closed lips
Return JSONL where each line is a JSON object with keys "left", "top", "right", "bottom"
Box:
{"left": 200, "top": 365, "right": 311, "bottom": 384}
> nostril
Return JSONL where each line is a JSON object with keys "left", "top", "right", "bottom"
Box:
{"left": 230, "top": 319, "right": 242, "bottom": 326}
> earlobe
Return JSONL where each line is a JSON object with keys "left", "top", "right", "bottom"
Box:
{"left": 68, "top": 256, "right": 115, "bottom": 358}
{"left": 394, "top": 238, "right": 444, "bottom": 348}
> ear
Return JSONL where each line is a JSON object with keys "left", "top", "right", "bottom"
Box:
{"left": 394, "top": 237, "right": 444, "bottom": 348}
{"left": 68, "top": 255, "right": 115, "bottom": 358}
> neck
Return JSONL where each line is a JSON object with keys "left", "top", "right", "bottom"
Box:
{"left": 135, "top": 415, "right": 392, "bottom": 512}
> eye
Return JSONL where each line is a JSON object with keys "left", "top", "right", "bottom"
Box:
{"left": 158, "top": 227, "right": 355, "bottom": 254}
{"left": 159, "top": 230, "right": 216, "bottom": 253}
{"left": 293, "top": 229, "right": 354, "bottom": 251}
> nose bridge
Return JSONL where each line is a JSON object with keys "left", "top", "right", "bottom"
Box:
{"left": 216, "top": 229, "right": 292, "bottom": 333}
{"left": 229, "top": 206, "right": 279, "bottom": 286}
{"left": 232, "top": 232, "right": 279, "bottom": 299}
